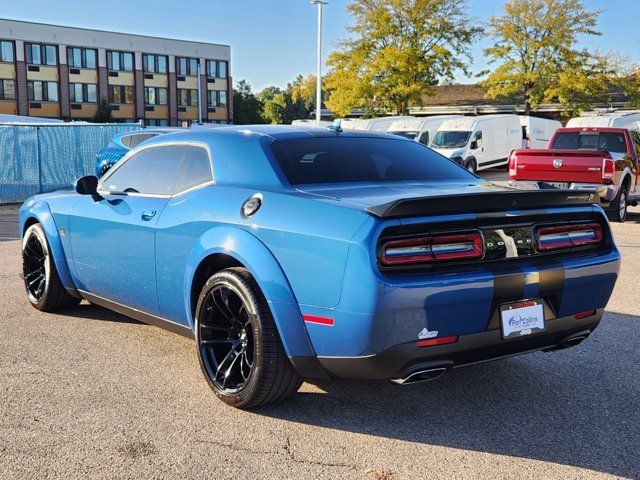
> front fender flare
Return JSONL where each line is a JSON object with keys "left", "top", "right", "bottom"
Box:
{"left": 183, "top": 225, "right": 316, "bottom": 358}
{"left": 20, "top": 201, "right": 75, "bottom": 291}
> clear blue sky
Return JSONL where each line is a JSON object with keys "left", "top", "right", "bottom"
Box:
{"left": 2, "top": 0, "right": 638, "bottom": 92}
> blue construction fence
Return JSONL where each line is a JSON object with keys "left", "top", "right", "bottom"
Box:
{"left": 0, "top": 123, "right": 141, "bottom": 204}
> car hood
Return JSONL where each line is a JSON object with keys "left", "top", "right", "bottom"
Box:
{"left": 431, "top": 147, "right": 465, "bottom": 158}
{"left": 296, "top": 180, "right": 505, "bottom": 211}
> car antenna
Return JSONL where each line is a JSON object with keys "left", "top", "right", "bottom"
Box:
{"left": 326, "top": 119, "right": 343, "bottom": 135}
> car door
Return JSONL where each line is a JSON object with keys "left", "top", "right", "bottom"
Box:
{"left": 68, "top": 144, "right": 185, "bottom": 315}
{"left": 630, "top": 131, "right": 640, "bottom": 196}
{"left": 470, "top": 130, "right": 485, "bottom": 165}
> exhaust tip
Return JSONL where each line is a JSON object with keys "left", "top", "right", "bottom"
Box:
{"left": 563, "top": 335, "right": 587, "bottom": 347}
{"left": 390, "top": 367, "right": 448, "bottom": 385}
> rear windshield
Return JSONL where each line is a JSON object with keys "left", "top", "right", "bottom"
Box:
{"left": 269, "top": 137, "right": 473, "bottom": 185}
{"left": 551, "top": 132, "right": 627, "bottom": 153}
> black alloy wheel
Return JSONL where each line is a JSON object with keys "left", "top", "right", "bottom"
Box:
{"left": 195, "top": 268, "right": 302, "bottom": 408}
{"left": 22, "top": 223, "right": 80, "bottom": 311}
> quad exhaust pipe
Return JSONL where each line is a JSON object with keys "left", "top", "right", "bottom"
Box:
{"left": 390, "top": 367, "right": 448, "bottom": 385}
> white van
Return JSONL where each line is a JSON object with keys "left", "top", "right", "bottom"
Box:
{"left": 291, "top": 119, "right": 333, "bottom": 127}
{"left": 350, "top": 116, "right": 414, "bottom": 132}
{"left": 518, "top": 116, "right": 562, "bottom": 149}
{"left": 387, "top": 115, "right": 463, "bottom": 145}
{"left": 431, "top": 115, "right": 522, "bottom": 172}
{"left": 566, "top": 111, "right": 640, "bottom": 131}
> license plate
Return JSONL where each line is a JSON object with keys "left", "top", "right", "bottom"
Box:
{"left": 547, "top": 182, "right": 569, "bottom": 189}
{"left": 500, "top": 300, "right": 545, "bottom": 339}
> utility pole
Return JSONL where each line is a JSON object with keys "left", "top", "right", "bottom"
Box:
{"left": 311, "top": 0, "right": 327, "bottom": 126}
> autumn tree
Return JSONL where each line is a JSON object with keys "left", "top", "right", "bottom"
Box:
{"left": 258, "top": 86, "right": 288, "bottom": 124}
{"left": 483, "top": 0, "right": 601, "bottom": 115}
{"left": 325, "top": 0, "right": 480, "bottom": 117}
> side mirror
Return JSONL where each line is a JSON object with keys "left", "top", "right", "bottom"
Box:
{"left": 75, "top": 175, "right": 102, "bottom": 201}
{"left": 470, "top": 140, "right": 478, "bottom": 150}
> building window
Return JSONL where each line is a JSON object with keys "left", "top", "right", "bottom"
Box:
{"left": 0, "top": 41, "right": 14, "bottom": 63}
{"left": 107, "top": 51, "right": 134, "bottom": 71}
{"left": 26, "top": 43, "right": 57, "bottom": 66}
{"left": 28, "top": 81, "right": 58, "bottom": 102}
{"left": 0, "top": 79, "right": 16, "bottom": 100}
{"left": 109, "top": 85, "right": 134, "bottom": 104}
{"left": 145, "top": 87, "right": 168, "bottom": 105}
{"left": 177, "top": 57, "right": 199, "bottom": 76}
{"left": 206, "top": 60, "right": 228, "bottom": 78}
{"left": 178, "top": 89, "right": 199, "bottom": 106}
{"left": 69, "top": 83, "right": 97, "bottom": 103}
{"left": 207, "top": 90, "right": 227, "bottom": 107}
{"left": 68, "top": 47, "right": 96, "bottom": 68}
{"left": 143, "top": 54, "right": 167, "bottom": 74}
{"left": 145, "top": 119, "right": 169, "bottom": 127}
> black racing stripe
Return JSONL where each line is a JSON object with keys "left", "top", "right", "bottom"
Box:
{"left": 485, "top": 265, "right": 527, "bottom": 331}
{"left": 531, "top": 259, "right": 566, "bottom": 316}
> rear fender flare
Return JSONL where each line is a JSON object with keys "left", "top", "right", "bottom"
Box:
{"left": 20, "top": 201, "right": 75, "bottom": 290}
{"left": 183, "top": 225, "right": 315, "bottom": 357}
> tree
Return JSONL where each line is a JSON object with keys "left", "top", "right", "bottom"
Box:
{"left": 92, "top": 99, "right": 114, "bottom": 123}
{"left": 325, "top": 0, "right": 480, "bottom": 117}
{"left": 483, "top": 0, "right": 601, "bottom": 115}
{"left": 258, "top": 86, "right": 288, "bottom": 124}
{"left": 232, "top": 80, "right": 265, "bottom": 124}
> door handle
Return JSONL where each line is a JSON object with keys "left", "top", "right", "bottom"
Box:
{"left": 141, "top": 209, "right": 157, "bottom": 221}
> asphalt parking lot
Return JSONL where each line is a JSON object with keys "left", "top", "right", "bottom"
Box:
{"left": 1, "top": 172, "right": 639, "bottom": 480}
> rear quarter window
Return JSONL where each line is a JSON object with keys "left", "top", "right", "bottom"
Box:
{"left": 269, "top": 137, "right": 473, "bottom": 185}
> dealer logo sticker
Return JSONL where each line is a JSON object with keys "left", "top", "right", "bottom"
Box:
{"left": 418, "top": 328, "right": 438, "bottom": 339}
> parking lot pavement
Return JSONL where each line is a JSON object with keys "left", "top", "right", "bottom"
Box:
{"left": 1, "top": 197, "right": 639, "bottom": 480}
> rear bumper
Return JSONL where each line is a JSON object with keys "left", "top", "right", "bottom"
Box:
{"left": 304, "top": 309, "right": 602, "bottom": 381}
{"left": 509, "top": 180, "right": 617, "bottom": 202}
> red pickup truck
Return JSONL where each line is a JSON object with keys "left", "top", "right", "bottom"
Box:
{"left": 509, "top": 127, "right": 640, "bottom": 221}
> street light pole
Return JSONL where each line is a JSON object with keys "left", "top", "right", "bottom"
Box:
{"left": 311, "top": 0, "right": 327, "bottom": 126}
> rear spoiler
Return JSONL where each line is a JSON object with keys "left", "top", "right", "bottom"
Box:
{"left": 365, "top": 190, "right": 600, "bottom": 219}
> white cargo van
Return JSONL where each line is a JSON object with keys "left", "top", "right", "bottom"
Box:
{"left": 566, "top": 111, "right": 640, "bottom": 131}
{"left": 350, "top": 116, "right": 414, "bottom": 132}
{"left": 431, "top": 115, "right": 522, "bottom": 172}
{"left": 387, "top": 115, "right": 462, "bottom": 145}
{"left": 518, "top": 116, "right": 562, "bottom": 149}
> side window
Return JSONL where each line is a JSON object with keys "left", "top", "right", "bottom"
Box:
{"left": 418, "top": 131, "right": 429, "bottom": 145}
{"left": 173, "top": 147, "right": 213, "bottom": 194}
{"left": 630, "top": 131, "right": 640, "bottom": 158}
{"left": 474, "top": 131, "right": 483, "bottom": 148}
{"left": 101, "top": 146, "right": 185, "bottom": 195}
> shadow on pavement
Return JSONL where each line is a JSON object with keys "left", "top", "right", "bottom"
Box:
{"left": 258, "top": 314, "right": 639, "bottom": 479}
{"left": 61, "top": 303, "right": 142, "bottom": 325}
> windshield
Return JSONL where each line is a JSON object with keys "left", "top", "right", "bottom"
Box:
{"left": 388, "top": 130, "right": 419, "bottom": 140}
{"left": 269, "top": 137, "right": 474, "bottom": 185}
{"left": 551, "top": 132, "right": 627, "bottom": 153}
{"left": 431, "top": 131, "right": 471, "bottom": 149}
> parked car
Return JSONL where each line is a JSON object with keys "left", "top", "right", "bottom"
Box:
{"left": 566, "top": 111, "right": 640, "bottom": 130}
{"left": 20, "top": 125, "right": 620, "bottom": 408}
{"left": 95, "top": 128, "right": 180, "bottom": 177}
{"left": 387, "top": 115, "right": 462, "bottom": 145}
{"left": 348, "top": 116, "right": 414, "bottom": 132}
{"left": 430, "top": 115, "right": 522, "bottom": 172}
{"left": 518, "top": 115, "right": 562, "bottom": 149}
{"left": 509, "top": 127, "right": 640, "bottom": 222}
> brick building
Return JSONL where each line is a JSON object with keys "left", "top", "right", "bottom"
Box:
{"left": 0, "top": 18, "right": 232, "bottom": 126}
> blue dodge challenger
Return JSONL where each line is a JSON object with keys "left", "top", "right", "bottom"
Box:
{"left": 20, "top": 125, "right": 620, "bottom": 408}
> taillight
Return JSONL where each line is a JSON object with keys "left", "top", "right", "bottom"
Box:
{"left": 381, "top": 232, "right": 483, "bottom": 266}
{"left": 602, "top": 156, "right": 615, "bottom": 184}
{"left": 509, "top": 151, "right": 517, "bottom": 178}
{"left": 536, "top": 223, "right": 603, "bottom": 251}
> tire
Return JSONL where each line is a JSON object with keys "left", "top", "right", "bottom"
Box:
{"left": 22, "top": 223, "right": 81, "bottom": 312}
{"left": 464, "top": 158, "right": 477, "bottom": 174}
{"left": 195, "top": 267, "right": 302, "bottom": 408}
{"left": 608, "top": 184, "right": 628, "bottom": 223}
